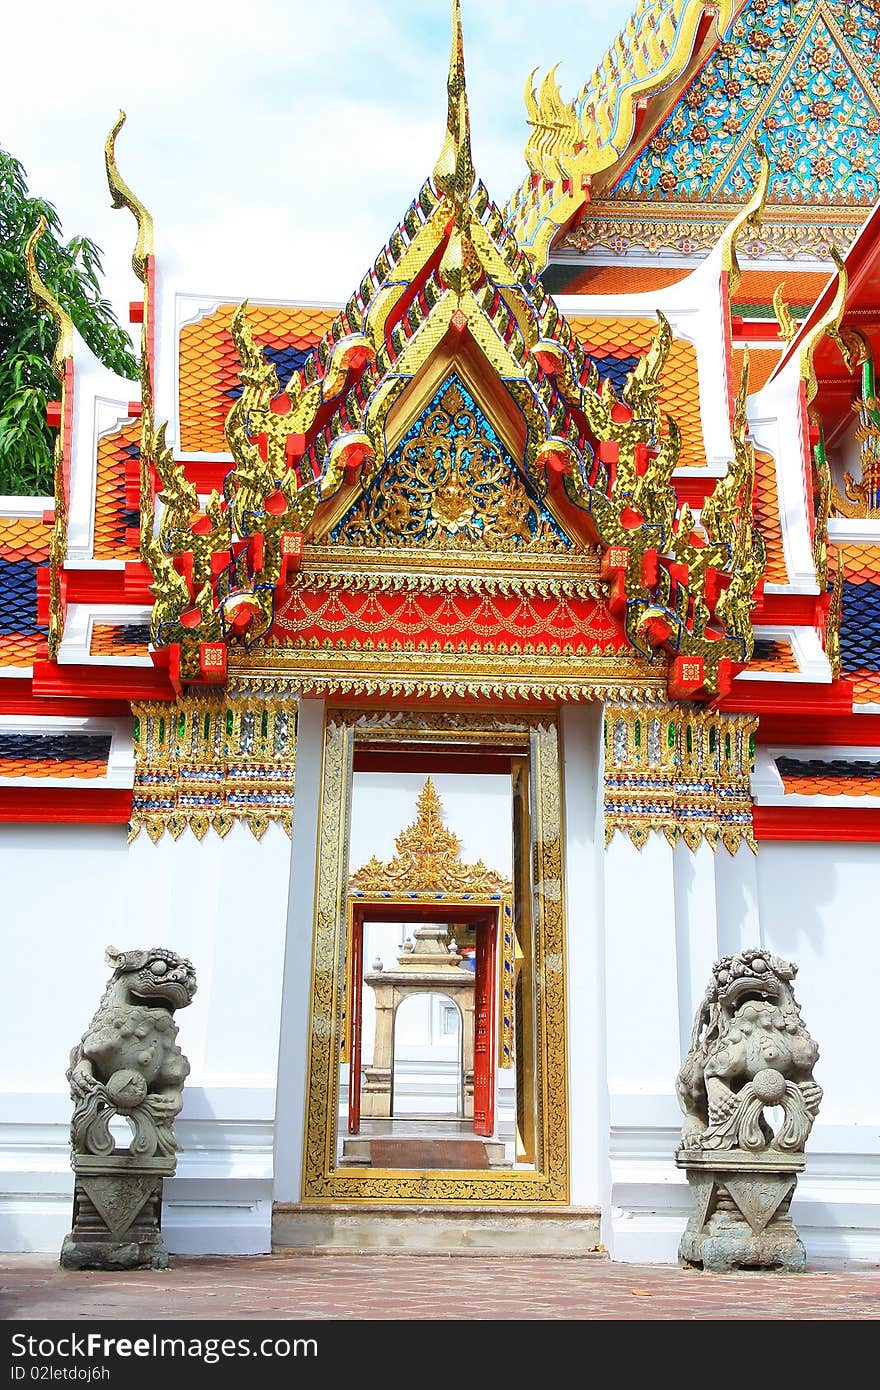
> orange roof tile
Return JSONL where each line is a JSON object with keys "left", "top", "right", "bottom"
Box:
{"left": 90, "top": 622, "right": 149, "bottom": 658}
{"left": 94, "top": 424, "right": 140, "bottom": 561}
{"left": 0, "top": 756, "right": 107, "bottom": 779}
{"left": 749, "top": 636, "right": 798, "bottom": 673}
{"left": 732, "top": 346, "right": 781, "bottom": 395}
{"left": 554, "top": 265, "right": 689, "bottom": 295}
{"left": 780, "top": 772, "right": 880, "bottom": 796}
{"left": 0, "top": 516, "right": 49, "bottom": 563}
{"left": 752, "top": 446, "right": 787, "bottom": 584}
{"left": 850, "top": 671, "right": 880, "bottom": 703}
{"left": 734, "top": 270, "right": 832, "bottom": 309}
{"left": 838, "top": 543, "right": 880, "bottom": 585}
{"left": 0, "top": 515, "right": 49, "bottom": 669}
{"left": 179, "top": 302, "right": 336, "bottom": 455}
{"left": 568, "top": 315, "right": 706, "bottom": 467}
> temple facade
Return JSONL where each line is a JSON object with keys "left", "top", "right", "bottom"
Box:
{"left": 1, "top": 1, "right": 878, "bottom": 1265}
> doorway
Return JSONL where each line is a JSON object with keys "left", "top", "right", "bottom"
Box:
{"left": 302, "top": 708, "right": 569, "bottom": 1203}
{"left": 345, "top": 900, "right": 498, "bottom": 1145}
{"left": 392, "top": 991, "right": 463, "bottom": 1118}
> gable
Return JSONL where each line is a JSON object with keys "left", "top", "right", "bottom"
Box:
{"left": 609, "top": 0, "right": 880, "bottom": 205}
{"left": 330, "top": 373, "right": 573, "bottom": 554}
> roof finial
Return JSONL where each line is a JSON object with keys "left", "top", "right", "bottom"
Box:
{"left": 434, "top": 0, "right": 474, "bottom": 202}
{"left": 435, "top": 0, "right": 479, "bottom": 294}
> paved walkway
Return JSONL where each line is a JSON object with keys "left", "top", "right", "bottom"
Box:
{"left": 2, "top": 1253, "right": 879, "bottom": 1320}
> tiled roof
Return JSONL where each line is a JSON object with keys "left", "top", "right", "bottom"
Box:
{"left": 733, "top": 270, "right": 831, "bottom": 310}
{"left": 837, "top": 543, "right": 880, "bottom": 704}
{"left": 542, "top": 264, "right": 689, "bottom": 295}
{"left": 0, "top": 515, "right": 49, "bottom": 669}
{"left": 777, "top": 756, "right": 880, "bottom": 798}
{"left": 94, "top": 424, "right": 140, "bottom": 561}
{"left": 750, "top": 637, "right": 797, "bottom": 672}
{"left": 568, "top": 316, "right": 706, "bottom": 467}
{"left": 89, "top": 622, "right": 150, "bottom": 658}
{"left": 0, "top": 732, "right": 111, "bottom": 780}
{"left": 731, "top": 346, "right": 780, "bottom": 395}
{"left": 179, "top": 303, "right": 336, "bottom": 455}
{"left": 752, "top": 446, "right": 786, "bottom": 584}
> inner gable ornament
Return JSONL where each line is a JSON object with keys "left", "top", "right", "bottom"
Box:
{"left": 332, "top": 374, "right": 571, "bottom": 553}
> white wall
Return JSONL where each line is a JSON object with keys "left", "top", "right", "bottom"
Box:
{"left": 0, "top": 819, "right": 291, "bottom": 1254}
{"left": 3, "top": 770, "right": 877, "bottom": 1266}
{"left": 605, "top": 834, "right": 880, "bottom": 1266}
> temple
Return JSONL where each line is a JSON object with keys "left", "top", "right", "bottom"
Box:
{"left": 1, "top": 0, "right": 878, "bottom": 1264}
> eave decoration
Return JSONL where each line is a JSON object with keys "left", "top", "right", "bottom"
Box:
{"left": 504, "top": 0, "right": 736, "bottom": 268}
{"left": 139, "top": 0, "right": 765, "bottom": 702}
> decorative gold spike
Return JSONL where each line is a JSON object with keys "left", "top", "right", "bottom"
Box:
{"left": 433, "top": 0, "right": 474, "bottom": 203}
{"left": 799, "top": 247, "right": 850, "bottom": 405}
{"left": 25, "top": 217, "right": 74, "bottom": 375}
{"left": 435, "top": 0, "right": 479, "bottom": 294}
{"left": 772, "top": 282, "right": 797, "bottom": 343}
{"left": 25, "top": 217, "right": 73, "bottom": 660}
{"left": 720, "top": 139, "right": 770, "bottom": 298}
{"left": 105, "top": 111, "right": 154, "bottom": 283}
{"left": 105, "top": 111, "right": 158, "bottom": 557}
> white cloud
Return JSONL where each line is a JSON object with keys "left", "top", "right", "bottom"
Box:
{"left": 3, "top": 0, "right": 636, "bottom": 333}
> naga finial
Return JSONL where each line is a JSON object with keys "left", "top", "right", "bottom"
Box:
{"left": 435, "top": 0, "right": 479, "bottom": 294}
{"left": 799, "top": 246, "right": 853, "bottom": 404}
{"left": 25, "top": 216, "right": 74, "bottom": 380}
{"left": 105, "top": 111, "right": 154, "bottom": 284}
{"left": 720, "top": 138, "right": 770, "bottom": 298}
{"left": 772, "top": 282, "right": 797, "bottom": 344}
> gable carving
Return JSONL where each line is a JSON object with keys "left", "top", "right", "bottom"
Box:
{"left": 331, "top": 374, "right": 571, "bottom": 554}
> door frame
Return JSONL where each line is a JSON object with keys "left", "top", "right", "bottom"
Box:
{"left": 299, "top": 707, "right": 570, "bottom": 1205}
{"left": 347, "top": 902, "right": 498, "bottom": 1137}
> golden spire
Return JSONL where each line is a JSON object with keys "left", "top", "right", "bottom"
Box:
{"left": 435, "top": 0, "right": 479, "bottom": 294}
{"left": 25, "top": 217, "right": 73, "bottom": 660}
{"left": 105, "top": 111, "right": 154, "bottom": 284}
{"left": 25, "top": 217, "right": 74, "bottom": 378}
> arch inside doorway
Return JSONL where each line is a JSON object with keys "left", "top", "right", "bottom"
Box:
{"left": 391, "top": 990, "right": 464, "bottom": 1118}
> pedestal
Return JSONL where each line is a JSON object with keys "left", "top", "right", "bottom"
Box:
{"left": 677, "top": 1150, "right": 806, "bottom": 1272}
{"left": 60, "top": 1153, "right": 176, "bottom": 1271}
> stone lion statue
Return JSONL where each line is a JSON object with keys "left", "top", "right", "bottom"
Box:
{"left": 67, "top": 945, "right": 197, "bottom": 1160}
{"left": 676, "top": 947, "right": 822, "bottom": 1154}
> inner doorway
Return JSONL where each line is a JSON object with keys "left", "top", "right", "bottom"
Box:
{"left": 392, "top": 991, "right": 463, "bottom": 1118}
{"left": 346, "top": 901, "right": 498, "bottom": 1140}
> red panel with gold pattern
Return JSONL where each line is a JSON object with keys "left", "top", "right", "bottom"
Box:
{"left": 270, "top": 585, "right": 626, "bottom": 654}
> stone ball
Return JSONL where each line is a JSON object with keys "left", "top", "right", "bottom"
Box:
{"left": 106, "top": 1069, "right": 148, "bottom": 1111}
{"left": 752, "top": 1068, "right": 787, "bottom": 1105}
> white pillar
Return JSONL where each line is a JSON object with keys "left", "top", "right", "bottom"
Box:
{"left": 560, "top": 703, "right": 608, "bottom": 1211}
{"left": 672, "top": 839, "right": 720, "bottom": 1058}
{"left": 273, "top": 697, "right": 325, "bottom": 1203}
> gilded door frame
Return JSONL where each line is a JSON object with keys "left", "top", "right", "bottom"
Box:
{"left": 299, "top": 706, "right": 570, "bottom": 1204}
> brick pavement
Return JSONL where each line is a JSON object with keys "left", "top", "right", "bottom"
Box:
{"left": 2, "top": 1254, "right": 879, "bottom": 1320}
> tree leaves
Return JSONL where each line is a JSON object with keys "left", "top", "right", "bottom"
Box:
{"left": 0, "top": 147, "right": 139, "bottom": 495}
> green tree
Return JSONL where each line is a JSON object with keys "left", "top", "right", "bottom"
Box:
{"left": 0, "top": 148, "right": 138, "bottom": 496}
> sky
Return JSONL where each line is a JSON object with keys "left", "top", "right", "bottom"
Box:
{"left": 3, "top": 0, "right": 636, "bottom": 339}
